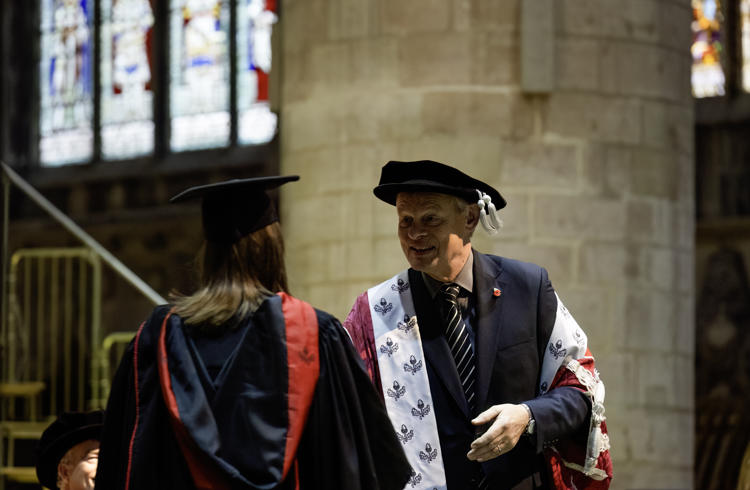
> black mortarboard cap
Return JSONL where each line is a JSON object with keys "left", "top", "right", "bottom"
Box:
{"left": 373, "top": 160, "right": 506, "bottom": 209}
{"left": 36, "top": 410, "right": 104, "bottom": 489}
{"left": 170, "top": 175, "right": 299, "bottom": 243}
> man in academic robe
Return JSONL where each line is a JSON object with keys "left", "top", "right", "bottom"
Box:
{"left": 344, "top": 160, "right": 612, "bottom": 490}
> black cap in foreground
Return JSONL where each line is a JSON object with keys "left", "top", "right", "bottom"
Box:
{"left": 170, "top": 175, "right": 299, "bottom": 244}
{"left": 373, "top": 160, "right": 506, "bottom": 209}
{"left": 36, "top": 410, "right": 104, "bottom": 489}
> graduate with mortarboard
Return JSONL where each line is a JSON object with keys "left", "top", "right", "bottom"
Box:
{"left": 95, "top": 176, "right": 411, "bottom": 490}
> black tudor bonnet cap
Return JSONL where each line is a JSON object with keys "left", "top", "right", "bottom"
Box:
{"left": 170, "top": 175, "right": 300, "bottom": 244}
{"left": 36, "top": 410, "right": 104, "bottom": 489}
{"left": 372, "top": 160, "right": 506, "bottom": 209}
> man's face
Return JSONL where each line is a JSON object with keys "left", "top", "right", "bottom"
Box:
{"left": 396, "top": 192, "right": 475, "bottom": 281}
{"left": 58, "top": 440, "right": 99, "bottom": 490}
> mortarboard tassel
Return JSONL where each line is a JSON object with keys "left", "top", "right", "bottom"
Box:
{"left": 476, "top": 190, "right": 503, "bottom": 235}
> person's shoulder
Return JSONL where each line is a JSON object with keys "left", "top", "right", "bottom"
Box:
{"left": 477, "top": 252, "right": 548, "bottom": 281}
{"left": 479, "top": 252, "right": 545, "bottom": 274}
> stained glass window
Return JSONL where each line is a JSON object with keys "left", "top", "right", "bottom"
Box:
{"left": 40, "top": 0, "right": 94, "bottom": 166}
{"left": 237, "top": 0, "right": 278, "bottom": 145}
{"left": 169, "top": 0, "right": 231, "bottom": 151}
{"left": 692, "top": 0, "right": 726, "bottom": 98}
{"left": 100, "top": 0, "right": 155, "bottom": 159}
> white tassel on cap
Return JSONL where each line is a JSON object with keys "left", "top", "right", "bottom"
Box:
{"left": 476, "top": 190, "right": 503, "bottom": 235}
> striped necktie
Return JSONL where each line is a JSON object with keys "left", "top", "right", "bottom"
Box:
{"left": 439, "top": 283, "right": 477, "bottom": 414}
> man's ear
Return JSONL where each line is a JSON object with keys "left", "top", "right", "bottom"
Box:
{"left": 58, "top": 460, "right": 71, "bottom": 483}
{"left": 465, "top": 204, "right": 480, "bottom": 231}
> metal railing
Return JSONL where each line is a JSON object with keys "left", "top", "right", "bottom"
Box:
{"left": 1, "top": 161, "right": 166, "bottom": 412}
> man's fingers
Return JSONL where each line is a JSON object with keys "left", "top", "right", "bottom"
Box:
{"left": 471, "top": 404, "right": 503, "bottom": 426}
{"left": 467, "top": 438, "right": 509, "bottom": 462}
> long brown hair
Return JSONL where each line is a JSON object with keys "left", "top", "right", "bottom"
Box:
{"left": 171, "top": 222, "right": 288, "bottom": 326}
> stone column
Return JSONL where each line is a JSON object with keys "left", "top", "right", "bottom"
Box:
{"left": 280, "top": 0, "right": 695, "bottom": 487}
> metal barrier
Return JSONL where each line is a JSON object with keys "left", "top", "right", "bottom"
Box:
{"left": 3, "top": 248, "right": 101, "bottom": 419}
{"left": 0, "top": 162, "right": 164, "bottom": 487}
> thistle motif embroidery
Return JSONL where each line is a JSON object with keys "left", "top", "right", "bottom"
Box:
{"left": 391, "top": 278, "right": 410, "bottom": 293}
{"left": 403, "top": 355, "right": 423, "bottom": 375}
{"left": 548, "top": 339, "right": 567, "bottom": 359}
{"left": 419, "top": 443, "right": 438, "bottom": 463}
{"left": 397, "top": 424, "right": 414, "bottom": 444}
{"left": 298, "top": 346, "right": 315, "bottom": 365}
{"left": 411, "top": 399, "right": 431, "bottom": 419}
{"left": 387, "top": 380, "right": 406, "bottom": 401}
{"left": 379, "top": 337, "right": 399, "bottom": 357}
{"left": 397, "top": 314, "right": 416, "bottom": 333}
{"left": 408, "top": 470, "right": 422, "bottom": 487}
{"left": 374, "top": 298, "right": 393, "bottom": 315}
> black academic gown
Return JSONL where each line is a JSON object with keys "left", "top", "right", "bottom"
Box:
{"left": 96, "top": 293, "right": 410, "bottom": 490}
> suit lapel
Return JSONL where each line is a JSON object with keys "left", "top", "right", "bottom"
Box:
{"left": 473, "top": 251, "right": 506, "bottom": 412}
{"left": 408, "top": 269, "right": 470, "bottom": 418}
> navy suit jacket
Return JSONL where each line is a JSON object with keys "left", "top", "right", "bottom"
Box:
{"left": 410, "top": 251, "right": 591, "bottom": 489}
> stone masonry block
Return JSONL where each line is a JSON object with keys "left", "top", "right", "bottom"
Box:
{"left": 545, "top": 93, "right": 641, "bottom": 145}
{"left": 282, "top": 147, "right": 346, "bottom": 198}
{"left": 625, "top": 291, "right": 676, "bottom": 352}
{"left": 534, "top": 195, "right": 626, "bottom": 241}
{"left": 675, "top": 251, "right": 694, "bottom": 294}
{"left": 630, "top": 149, "right": 678, "bottom": 200}
{"left": 607, "top": 41, "right": 684, "bottom": 101}
{"left": 673, "top": 354, "right": 694, "bottom": 409}
{"left": 371, "top": 93, "right": 425, "bottom": 142}
{"left": 643, "top": 246, "right": 676, "bottom": 291}
{"left": 521, "top": 0, "right": 554, "bottom": 93}
{"left": 452, "top": 0, "right": 471, "bottom": 32}
{"left": 676, "top": 153, "right": 695, "bottom": 208}
{"left": 327, "top": 0, "right": 373, "bottom": 40}
{"left": 381, "top": 0, "right": 451, "bottom": 36}
{"left": 580, "top": 144, "right": 632, "bottom": 198}
{"left": 469, "top": 0, "right": 520, "bottom": 31}
{"left": 595, "top": 353, "right": 635, "bottom": 407}
{"left": 500, "top": 142, "right": 578, "bottom": 188}
{"left": 282, "top": 98, "right": 342, "bottom": 152}
{"left": 393, "top": 135, "right": 504, "bottom": 175}
{"left": 282, "top": 50, "right": 313, "bottom": 104}
{"left": 600, "top": 0, "right": 659, "bottom": 43}
{"left": 470, "top": 29, "right": 519, "bottom": 86}
{"left": 558, "top": 0, "right": 601, "bottom": 36}
{"left": 559, "top": 287, "right": 611, "bottom": 352}
{"left": 284, "top": 194, "right": 344, "bottom": 246}
{"left": 673, "top": 206, "right": 695, "bottom": 250}
{"left": 422, "top": 92, "right": 534, "bottom": 139}
{"left": 659, "top": 1, "right": 694, "bottom": 51}
{"left": 625, "top": 408, "right": 693, "bottom": 468}
{"left": 675, "top": 297, "right": 695, "bottom": 356}
{"left": 556, "top": 38, "right": 599, "bottom": 91}
{"left": 578, "top": 242, "right": 634, "bottom": 285}
{"left": 643, "top": 101, "right": 693, "bottom": 155}
{"left": 626, "top": 199, "right": 657, "bottom": 244}
{"left": 282, "top": 0, "right": 329, "bottom": 51}
{"left": 349, "top": 38, "right": 399, "bottom": 88}
{"left": 398, "top": 33, "right": 471, "bottom": 86}
{"left": 635, "top": 353, "right": 677, "bottom": 407}
{"left": 308, "top": 42, "right": 353, "bottom": 89}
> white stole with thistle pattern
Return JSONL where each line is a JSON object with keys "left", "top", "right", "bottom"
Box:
{"left": 368, "top": 271, "right": 447, "bottom": 490}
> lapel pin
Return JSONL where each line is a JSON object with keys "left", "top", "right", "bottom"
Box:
{"left": 493, "top": 288, "right": 501, "bottom": 297}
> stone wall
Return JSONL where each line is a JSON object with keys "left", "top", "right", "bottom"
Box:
{"left": 280, "top": 0, "right": 695, "bottom": 487}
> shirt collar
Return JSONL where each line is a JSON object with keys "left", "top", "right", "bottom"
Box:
{"left": 421, "top": 251, "right": 474, "bottom": 298}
